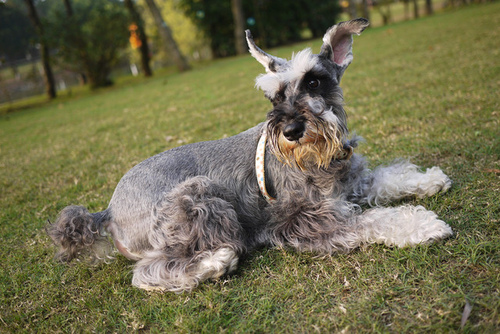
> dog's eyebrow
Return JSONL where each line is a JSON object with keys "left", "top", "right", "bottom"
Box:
{"left": 304, "top": 67, "right": 331, "bottom": 79}
{"left": 255, "top": 73, "right": 282, "bottom": 99}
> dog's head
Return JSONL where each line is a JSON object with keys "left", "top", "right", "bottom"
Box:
{"left": 246, "top": 19, "right": 369, "bottom": 170}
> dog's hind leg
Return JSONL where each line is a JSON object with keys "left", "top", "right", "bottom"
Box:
{"left": 132, "top": 247, "right": 240, "bottom": 292}
{"left": 360, "top": 160, "right": 452, "bottom": 206}
{"left": 131, "top": 176, "right": 245, "bottom": 292}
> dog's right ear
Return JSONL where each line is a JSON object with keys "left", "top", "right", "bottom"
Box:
{"left": 246, "top": 30, "right": 286, "bottom": 73}
{"left": 320, "top": 18, "right": 369, "bottom": 81}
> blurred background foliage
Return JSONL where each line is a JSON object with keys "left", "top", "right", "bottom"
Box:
{"left": 0, "top": 0, "right": 491, "bottom": 102}
{"left": 176, "top": 0, "right": 341, "bottom": 57}
{"left": 136, "top": 0, "right": 207, "bottom": 65}
{"left": 45, "top": 0, "right": 130, "bottom": 88}
{"left": 0, "top": 2, "right": 36, "bottom": 61}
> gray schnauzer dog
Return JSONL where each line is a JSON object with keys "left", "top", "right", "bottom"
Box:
{"left": 48, "top": 18, "right": 453, "bottom": 292}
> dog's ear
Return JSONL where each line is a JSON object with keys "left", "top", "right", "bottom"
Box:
{"left": 320, "top": 18, "right": 369, "bottom": 81}
{"left": 246, "top": 30, "right": 286, "bottom": 73}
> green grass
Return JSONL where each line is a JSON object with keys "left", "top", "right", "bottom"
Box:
{"left": 1, "top": 4, "right": 499, "bottom": 332}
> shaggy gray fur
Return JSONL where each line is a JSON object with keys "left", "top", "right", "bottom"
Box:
{"left": 47, "top": 18, "right": 453, "bottom": 292}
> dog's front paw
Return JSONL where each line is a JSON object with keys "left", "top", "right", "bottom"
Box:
{"left": 362, "top": 205, "right": 453, "bottom": 248}
{"left": 405, "top": 206, "right": 453, "bottom": 246}
{"left": 416, "top": 166, "right": 452, "bottom": 198}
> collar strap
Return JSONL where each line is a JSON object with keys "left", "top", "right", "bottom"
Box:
{"left": 255, "top": 128, "right": 276, "bottom": 204}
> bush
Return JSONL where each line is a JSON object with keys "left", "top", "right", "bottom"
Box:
{"left": 47, "top": 0, "right": 129, "bottom": 89}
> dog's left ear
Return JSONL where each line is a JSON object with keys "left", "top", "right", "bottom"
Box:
{"left": 246, "top": 30, "right": 286, "bottom": 73}
{"left": 320, "top": 18, "right": 369, "bottom": 81}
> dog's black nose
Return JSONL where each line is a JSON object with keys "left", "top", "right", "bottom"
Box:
{"left": 283, "top": 122, "right": 305, "bottom": 141}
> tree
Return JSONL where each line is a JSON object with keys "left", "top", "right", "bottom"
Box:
{"left": 425, "top": 0, "right": 434, "bottom": 15}
{"left": 144, "top": 0, "right": 190, "bottom": 72}
{"left": 403, "top": 0, "right": 410, "bottom": 20}
{"left": 361, "top": 0, "right": 371, "bottom": 22}
{"left": 63, "top": 0, "right": 73, "bottom": 16}
{"left": 0, "top": 3, "right": 36, "bottom": 62}
{"left": 413, "top": 0, "right": 420, "bottom": 18}
{"left": 24, "top": 0, "right": 56, "bottom": 99}
{"left": 178, "top": 0, "right": 235, "bottom": 57}
{"left": 347, "top": 0, "right": 358, "bottom": 20}
{"left": 301, "top": 0, "right": 343, "bottom": 38}
{"left": 178, "top": 0, "right": 341, "bottom": 58}
{"left": 231, "top": 0, "right": 246, "bottom": 55}
{"left": 47, "top": 0, "right": 130, "bottom": 89}
{"left": 375, "top": 0, "right": 392, "bottom": 25}
{"left": 124, "top": 0, "right": 153, "bottom": 77}
{"left": 59, "top": 0, "right": 88, "bottom": 85}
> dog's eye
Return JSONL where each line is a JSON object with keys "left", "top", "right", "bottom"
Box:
{"left": 307, "top": 79, "right": 320, "bottom": 89}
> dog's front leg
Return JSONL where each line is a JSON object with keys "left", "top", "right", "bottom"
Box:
{"left": 353, "top": 205, "right": 453, "bottom": 248}
{"left": 267, "top": 197, "right": 366, "bottom": 253}
{"left": 267, "top": 197, "right": 452, "bottom": 253}
{"left": 361, "top": 160, "right": 452, "bottom": 206}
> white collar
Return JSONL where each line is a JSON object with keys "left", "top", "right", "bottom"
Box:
{"left": 255, "top": 127, "right": 276, "bottom": 204}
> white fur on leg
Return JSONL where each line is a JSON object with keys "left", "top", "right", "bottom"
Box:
{"left": 131, "top": 248, "right": 238, "bottom": 293}
{"left": 195, "top": 247, "right": 239, "bottom": 281}
{"left": 366, "top": 161, "right": 452, "bottom": 206}
{"left": 357, "top": 205, "right": 453, "bottom": 248}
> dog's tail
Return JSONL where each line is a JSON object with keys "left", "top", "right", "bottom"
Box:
{"left": 46, "top": 205, "right": 112, "bottom": 262}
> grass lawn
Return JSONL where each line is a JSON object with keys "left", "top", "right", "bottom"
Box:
{"left": 1, "top": 3, "right": 499, "bottom": 332}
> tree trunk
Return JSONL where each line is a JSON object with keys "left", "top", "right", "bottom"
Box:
{"left": 377, "top": 3, "right": 392, "bottom": 26}
{"left": 361, "top": 0, "right": 370, "bottom": 21}
{"left": 144, "top": 0, "right": 190, "bottom": 72}
{"left": 413, "top": 0, "right": 420, "bottom": 19}
{"left": 252, "top": 0, "right": 267, "bottom": 48}
{"left": 348, "top": 0, "right": 358, "bottom": 19}
{"left": 24, "top": 0, "right": 56, "bottom": 99}
{"left": 62, "top": 0, "right": 87, "bottom": 85}
{"left": 403, "top": 0, "right": 410, "bottom": 20}
{"left": 425, "top": 0, "right": 434, "bottom": 15}
{"left": 124, "top": 0, "right": 153, "bottom": 77}
{"left": 231, "top": 0, "right": 246, "bottom": 55}
{"left": 63, "top": 0, "right": 73, "bottom": 16}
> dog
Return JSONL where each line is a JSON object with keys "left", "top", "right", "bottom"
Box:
{"left": 48, "top": 18, "right": 453, "bottom": 293}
